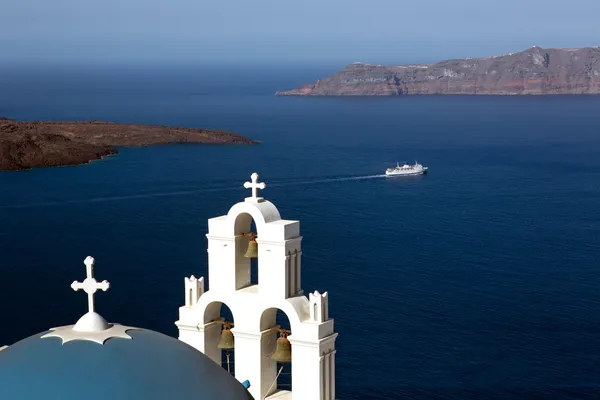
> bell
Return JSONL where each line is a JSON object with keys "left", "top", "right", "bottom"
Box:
{"left": 244, "top": 234, "right": 258, "bottom": 258}
{"left": 271, "top": 333, "right": 292, "bottom": 363}
{"left": 217, "top": 326, "right": 234, "bottom": 350}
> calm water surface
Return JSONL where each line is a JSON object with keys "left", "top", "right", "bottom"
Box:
{"left": 1, "top": 66, "right": 600, "bottom": 399}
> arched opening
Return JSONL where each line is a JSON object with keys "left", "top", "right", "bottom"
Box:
{"left": 233, "top": 212, "right": 260, "bottom": 290}
{"left": 260, "top": 308, "right": 293, "bottom": 398}
{"left": 204, "top": 302, "right": 236, "bottom": 375}
{"left": 249, "top": 220, "right": 258, "bottom": 286}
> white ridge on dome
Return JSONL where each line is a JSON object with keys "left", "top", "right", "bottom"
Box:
{"left": 41, "top": 323, "right": 139, "bottom": 345}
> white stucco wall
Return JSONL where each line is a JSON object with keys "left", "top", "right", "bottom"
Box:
{"left": 176, "top": 176, "right": 337, "bottom": 400}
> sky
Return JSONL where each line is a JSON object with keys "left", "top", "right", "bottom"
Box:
{"left": 1, "top": 0, "right": 600, "bottom": 66}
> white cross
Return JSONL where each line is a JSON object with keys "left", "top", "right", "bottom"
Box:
{"left": 243, "top": 172, "right": 266, "bottom": 200}
{"left": 71, "top": 256, "right": 110, "bottom": 314}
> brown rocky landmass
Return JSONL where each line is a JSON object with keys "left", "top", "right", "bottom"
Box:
{"left": 0, "top": 120, "right": 257, "bottom": 171}
{"left": 276, "top": 46, "right": 600, "bottom": 96}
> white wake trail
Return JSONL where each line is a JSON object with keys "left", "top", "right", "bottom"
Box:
{"left": 0, "top": 174, "right": 386, "bottom": 209}
{"left": 270, "top": 174, "right": 386, "bottom": 187}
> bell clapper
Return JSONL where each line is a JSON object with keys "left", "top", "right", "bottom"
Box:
{"left": 226, "top": 349, "right": 231, "bottom": 373}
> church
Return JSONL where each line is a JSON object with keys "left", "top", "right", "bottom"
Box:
{"left": 0, "top": 173, "right": 338, "bottom": 400}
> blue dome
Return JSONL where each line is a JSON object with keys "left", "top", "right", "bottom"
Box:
{"left": 0, "top": 329, "right": 253, "bottom": 400}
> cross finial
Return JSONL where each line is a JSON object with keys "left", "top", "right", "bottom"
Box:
{"left": 39, "top": 256, "right": 140, "bottom": 341}
{"left": 243, "top": 172, "right": 266, "bottom": 202}
{"left": 71, "top": 256, "right": 110, "bottom": 314}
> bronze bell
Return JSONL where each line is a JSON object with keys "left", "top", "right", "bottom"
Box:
{"left": 271, "top": 331, "right": 292, "bottom": 363}
{"left": 244, "top": 233, "right": 259, "bottom": 258}
{"left": 218, "top": 323, "right": 234, "bottom": 350}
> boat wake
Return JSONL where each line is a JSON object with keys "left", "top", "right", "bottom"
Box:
{"left": 270, "top": 174, "right": 386, "bottom": 188}
{"left": 0, "top": 174, "right": 387, "bottom": 210}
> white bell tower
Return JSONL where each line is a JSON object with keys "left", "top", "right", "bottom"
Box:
{"left": 176, "top": 173, "right": 338, "bottom": 400}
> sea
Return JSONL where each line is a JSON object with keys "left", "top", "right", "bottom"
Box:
{"left": 1, "top": 65, "right": 600, "bottom": 399}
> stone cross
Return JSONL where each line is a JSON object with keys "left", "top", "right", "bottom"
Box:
{"left": 243, "top": 172, "right": 266, "bottom": 200}
{"left": 71, "top": 256, "right": 110, "bottom": 314}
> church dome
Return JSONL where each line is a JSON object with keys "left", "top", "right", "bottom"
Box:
{"left": 0, "top": 328, "right": 253, "bottom": 400}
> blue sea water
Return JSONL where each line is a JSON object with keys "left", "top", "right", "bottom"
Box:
{"left": 1, "top": 66, "right": 600, "bottom": 399}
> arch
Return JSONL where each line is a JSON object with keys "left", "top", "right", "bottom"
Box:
{"left": 203, "top": 301, "right": 236, "bottom": 375}
{"left": 260, "top": 307, "right": 294, "bottom": 396}
{"left": 257, "top": 300, "right": 305, "bottom": 333}
{"left": 233, "top": 212, "right": 256, "bottom": 237}
{"left": 231, "top": 213, "right": 259, "bottom": 290}
{"left": 260, "top": 307, "right": 291, "bottom": 332}
{"left": 203, "top": 300, "right": 236, "bottom": 325}
{"left": 227, "top": 201, "right": 281, "bottom": 236}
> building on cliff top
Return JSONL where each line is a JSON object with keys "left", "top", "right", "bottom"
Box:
{"left": 0, "top": 173, "right": 337, "bottom": 400}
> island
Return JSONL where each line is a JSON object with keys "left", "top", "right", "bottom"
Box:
{"left": 276, "top": 46, "right": 600, "bottom": 96}
{"left": 0, "top": 119, "right": 258, "bottom": 171}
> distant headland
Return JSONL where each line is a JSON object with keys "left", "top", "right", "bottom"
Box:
{"left": 0, "top": 119, "right": 258, "bottom": 171}
{"left": 276, "top": 46, "right": 600, "bottom": 96}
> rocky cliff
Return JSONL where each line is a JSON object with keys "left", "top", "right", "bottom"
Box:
{"left": 276, "top": 46, "right": 600, "bottom": 96}
{"left": 0, "top": 120, "right": 257, "bottom": 171}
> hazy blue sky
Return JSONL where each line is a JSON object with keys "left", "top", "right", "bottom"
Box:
{"left": 1, "top": 0, "right": 599, "bottom": 66}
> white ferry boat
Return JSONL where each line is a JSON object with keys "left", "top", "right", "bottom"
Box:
{"left": 385, "top": 161, "right": 428, "bottom": 176}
